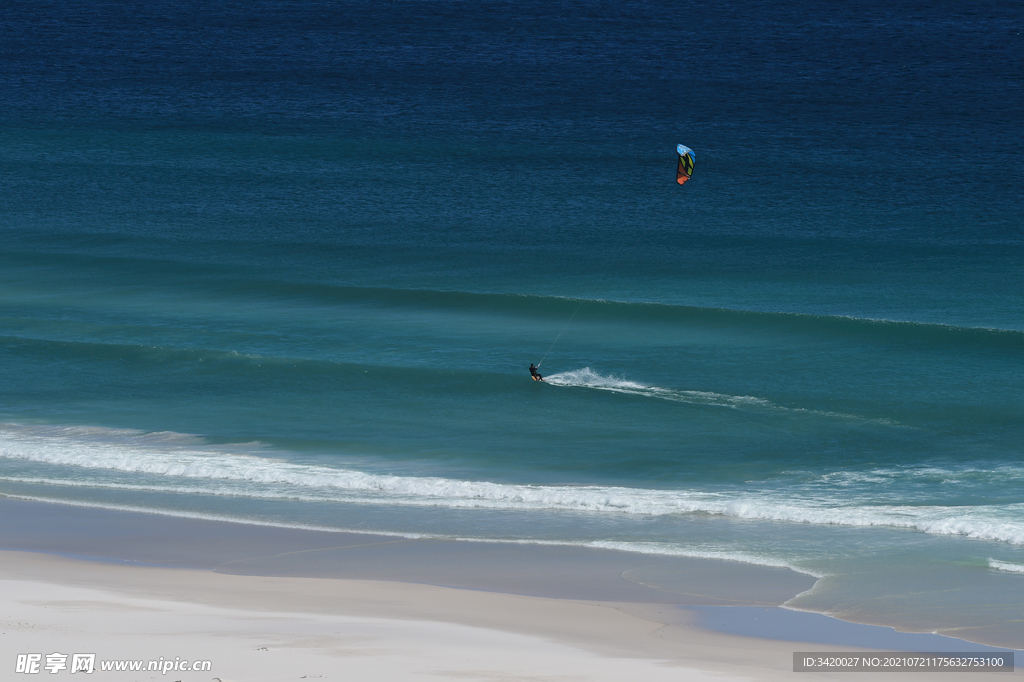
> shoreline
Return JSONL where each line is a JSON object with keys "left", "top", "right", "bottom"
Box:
{"left": 0, "top": 496, "right": 816, "bottom": 605}
{"left": 5, "top": 551, "right": 1014, "bottom": 682}
{"left": 1, "top": 496, "right": 1017, "bottom": 680}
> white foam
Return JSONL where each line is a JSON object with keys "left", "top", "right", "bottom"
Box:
{"left": 988, "top": 559, "right": 1024, "bottom": 574}
{"left": 574, "top": 540, "right": 822, "bottom": 576}
{"left": 2, "top": 423, "right": 1024, "bottom": 546}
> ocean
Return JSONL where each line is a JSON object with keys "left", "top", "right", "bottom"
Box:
{"left": 2, "top": 0, "right": 1023, "bottom": 646}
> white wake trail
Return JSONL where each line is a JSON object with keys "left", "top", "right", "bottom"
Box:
{"left": 543, "top": 367, "right": 897, "bottom": 424}
{"left": 544, "top": 367, "right": 775, "bottom": 409}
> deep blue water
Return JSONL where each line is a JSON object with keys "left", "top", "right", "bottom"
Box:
{"left": 1, "top": 0, "right": 1023, "bottom": 646}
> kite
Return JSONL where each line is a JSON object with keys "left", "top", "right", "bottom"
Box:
{"left": 676, "top": 144, "right": 695, "bottom": 185}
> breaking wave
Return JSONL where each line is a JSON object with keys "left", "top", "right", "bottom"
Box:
{"left": 989, "top": 559, "right": 1024, "bottom": 574}
{"left": 1, "top": 423, "right": 1023, "bottom": 546}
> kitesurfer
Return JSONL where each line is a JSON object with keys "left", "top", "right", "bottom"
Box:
{"left": 529, "top": 364, "right": 544, "bottom": 382}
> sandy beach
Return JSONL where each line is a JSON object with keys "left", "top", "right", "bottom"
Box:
{"left": 0, "top": 550, "right": 790, "bottom": 682}
{"left": 2, "top": 497, "right": 1016, "bottom": 681}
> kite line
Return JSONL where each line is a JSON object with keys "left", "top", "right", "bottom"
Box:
{"left": 536, "top": 299, "right": 588, "bottom": 369}
{"left": 534, "top": 142, "right": 694, "bottom": 373}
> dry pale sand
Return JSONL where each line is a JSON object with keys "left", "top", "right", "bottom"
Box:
{"left": 1, "top": 549, "right": 1011, "bottom": 682}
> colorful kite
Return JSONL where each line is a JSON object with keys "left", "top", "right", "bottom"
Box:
{"left": 676, "top": 144, "right": 695, "bottom": 185}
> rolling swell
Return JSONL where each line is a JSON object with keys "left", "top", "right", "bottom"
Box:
{"left": 4, "top": 248, "right": 1024, "bottom": 353}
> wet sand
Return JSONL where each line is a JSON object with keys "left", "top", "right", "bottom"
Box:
{"left": 0, "top": 497, "right": 1015, "bottom": 681}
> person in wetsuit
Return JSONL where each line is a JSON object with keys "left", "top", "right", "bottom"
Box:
{"left": 529, "top": 364, "right": 544, "bottom": 381}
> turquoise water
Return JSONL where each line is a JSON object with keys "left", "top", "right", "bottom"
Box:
{"left": 1, "top": 0, "right": 1023, "bottom": 646}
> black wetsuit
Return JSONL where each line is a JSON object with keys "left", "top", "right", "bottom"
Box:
{"left": 529, "top": 364, "right": 542, "bottom": 380}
